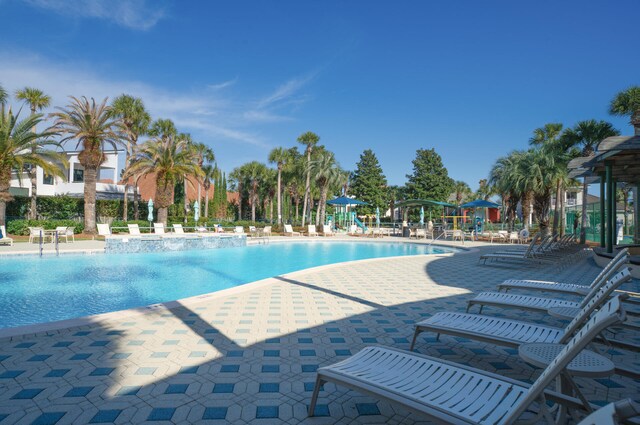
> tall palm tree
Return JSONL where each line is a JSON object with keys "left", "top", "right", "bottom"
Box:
{"left": 0, "top": 84, "right": 7, "bottom": 105}
{"left": 561, "top": 120, "right": 620, "bottom": 243}
{"left": 610, "top": 86, "right": 640, "bottom": 135}
{"left": 124, "top": 135, "right": 201, "bottom": 224}
{"left": 244, "top": 161, "right": 267, "bottom": 222}
{"left": 529, "top": 123, "right": 566, "bottom": 234}
{"left": 268, "top": 147, "right": 290, "bottom": 225}
{"left": 191, "top": 142, "right": 215, "bottom": 210}
{"left": 297, "top": 131, "right": 320, "bottom": 226}
{"left": 15, "top": 87, "right": 52, "bottom": 220}
{"left": 50, "top": 97, "right": 123, "bottom": 234}
{"left": 202, "top": 164, "right": 216, "bottom": 218}
{"left": 309, "top": 151, "right": 340, "bottom": 226}
{"left": 111, "top": 94, "right": 151, "bottom": 221}
{"left": 489, "top": 154, "right": 519, "bottom": 229}
{"left": 0, "top": 109, "right": 67, "bottom": 225}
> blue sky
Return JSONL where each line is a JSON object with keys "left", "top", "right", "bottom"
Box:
{"left": 0, "top": 0, "right": 638, "bottom": 189}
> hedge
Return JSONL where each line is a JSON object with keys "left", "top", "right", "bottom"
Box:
{"left": 6, "top": 219, "right": 84, "bottom": 235}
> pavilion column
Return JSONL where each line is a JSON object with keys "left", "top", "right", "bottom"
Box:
{"left": 605, "top": 162, "right": 613, "bottom": 253}
{"left": 600, "top": 173, "right": 605, "bottom": 248}
{"left": 634, "top": 184, "right": 640, "bottom": 244}
{"left": 612, "top": 179, "right": 617, "bottom": 247}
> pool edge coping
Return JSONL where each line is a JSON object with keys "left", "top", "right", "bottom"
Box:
{"left": 0, "top": 242, "right": 477, "bottom": 340}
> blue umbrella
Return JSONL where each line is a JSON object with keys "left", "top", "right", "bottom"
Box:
{"left": 326, "top": 196, "right": 368, "bottom": 206}
{"left": 147, "top": 198, "right": 154, "bottom": 222}
{"left": 459, "top": 199, "right": 500, "bottom": 209}
{"left": 419, "top": 206, "right": 425, "bottom": 225}
{"left": 375, "top": 207, "right": 380, "bottom": 227}
{"left": 194, "top": 200, "right": 200, "bottom": 223}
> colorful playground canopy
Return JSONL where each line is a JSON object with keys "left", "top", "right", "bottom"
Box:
{"left": 326, "top": 196, "right": 368, "bottom": 206}
{"left": 395, "top": 199, "right": 456, "bottom": 208}
{"left": 459, "top": 199, "right": 501, "bottom": 209}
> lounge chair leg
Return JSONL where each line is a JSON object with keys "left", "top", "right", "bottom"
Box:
{"left": 410, "top": 330, "right": 421, "bottom": 351}
{"left": 465, "top": 303, "right": 472, "bottom": 313}
{"left": 478, "top": 305, "right": 484, "bottom": 314}
{"left": 308, "top": 377, "right": 325, "bottom": 416}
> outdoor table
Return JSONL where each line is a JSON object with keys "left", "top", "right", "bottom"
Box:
{"left": 519, "top": 342, "right": 614, "bottom": 420}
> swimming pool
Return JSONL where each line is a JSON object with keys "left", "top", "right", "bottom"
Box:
{"left": 0, "top": 242, "right": 456, "bottom": 329}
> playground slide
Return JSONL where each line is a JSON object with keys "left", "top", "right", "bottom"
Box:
{"left": 353, "top": 216, "right": 368, "bottom": 232}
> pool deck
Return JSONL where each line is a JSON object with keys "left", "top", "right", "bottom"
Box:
{"left": 0, "top": 240, "right": 638, "bottom": 424}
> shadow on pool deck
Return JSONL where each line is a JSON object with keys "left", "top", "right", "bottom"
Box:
{"left": 0, "top": 246, "right": 638, "bottom": 424}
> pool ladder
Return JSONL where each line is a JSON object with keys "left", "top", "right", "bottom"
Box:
{"left": 39, "top": 230, "right": 59, "bottom": 257}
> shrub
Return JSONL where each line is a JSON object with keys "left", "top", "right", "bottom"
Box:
{"left": 6, "top": 219, "right": 84, "bottom": 235}
{"left": 37, "top": 196, "right": 83, "bottom": 219}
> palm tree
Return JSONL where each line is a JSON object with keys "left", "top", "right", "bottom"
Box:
{"left": 489, "top": 154, "right": 519, "bottom": 229}
{"left": 124, "top": 135, "right": 201, "bottom": 224}
{"left": 309, "top": 151, "right": 340, "bottom": 226}
{"left": 50, "top": 97, "right": 123, "bottom": 234}
{"left": 244, "top": 161, "right": 267, "bottom": 222}
{"left": 609, "top": 86, "right": 640, "bottom": 135}
{"left": 452, "top": 180, "right": 472, "bottom": 205}
{"left": 297, "top": 131, "right": 320, "bottom": 226}
{"left": 0, "top": 84, "right": 7, "bottom": 104}
{"left": 0, "top": 109, "right": 67, "bottom": 225}
{"left": 561, "top": 120, "right": 620, "bottom": 243}
{"left": 191, "top": 142, "right": 215, "bottom": 210}
{"left": 268, "top": 147, "right": 290, "bottom": 225}
{"left": 228, "top": 167, "right": 245, "bottom": 220}
{"left": 111, "top": 94, "right": 151, "bottom": 221}
{"left": 15, "top": 87, "right": 52, "bottom": 220}
{"left": 202, "top": 164, "right": 216, "bottom": 218}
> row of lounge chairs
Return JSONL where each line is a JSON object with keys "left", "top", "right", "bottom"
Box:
{"left": 480, "top": 232, "right": 588, "bottom": 266}
{"left": 282, "top": 224, "right": 335, "bottom": 237}
{"left": 309, "top": 248, "right": 639, "bottom": 423}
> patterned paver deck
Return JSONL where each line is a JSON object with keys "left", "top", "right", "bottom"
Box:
{"left": 0, "top": 242, "right": 638, "bottom": 424}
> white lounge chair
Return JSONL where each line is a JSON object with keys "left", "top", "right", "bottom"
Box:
{"left": 97, "top": 223, "right": 111, "bottom": 238}
{"left": 306, "top": 224, "right": 318, "bottom": 237}
{"left": 0, "top": 225, "right": 13, "bottom": 246}
{"left": 497, "top": 248, "right": 629, "bottom": 296}
{"left": 54, "top": 226, "right": 74, "bottom": 243}
{"left": 466, "top": 260, "right": 630, "bottom": 314}
{"left": 283, "top": 224, "right": 300, "bottom": 236}
{"left": 153, "top": 222, "right": 165, "bottom": 234}
{"left": 127, "top": 223, "right": 141, "bottom": 236}
{"left": 262, "top": 226, "right": 272, "bottom": 237}
{"left": 577, "top": 399, "right": 640, "bottom": 425}
{"left": 411, "top": 271, "right": 631, "bottom": 351}
{"left": 321, "top": 224, "right": 335, "bottom": 237}
{"left": 310, "top": 296, "right": 626, "bottom": 423}
{"left": 28, "top": 226, "right": 44, "bottom": 243}
{"left": 173, "top": 223, "right": 184, "bottom": 234}
{"left": 234, "top": 226, "right": 245, "bottom": 234}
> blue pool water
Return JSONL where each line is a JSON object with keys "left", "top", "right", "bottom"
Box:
{"left": 0, "top": 242, "right": 456, "bottom": 329}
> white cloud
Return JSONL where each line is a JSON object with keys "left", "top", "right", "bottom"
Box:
{"left": 0, "top": 52, "right": 314, "bottom": 152}
{"left": 22, "top": 0, "right": 167, "bottom": 30}
{"left": 207, "top": 78, "right": 238, "bottom": 91}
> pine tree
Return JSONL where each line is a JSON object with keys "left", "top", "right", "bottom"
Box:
{"left": 405, "top": 148, "right": 453, "bottom": 201}
{"left": 221, "top": 172, "right": 228, "bottom": 219}
{"left": 350, "top": 149, "right": 387, "bottom": 214}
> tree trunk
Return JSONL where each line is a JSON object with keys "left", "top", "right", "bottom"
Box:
{"left": 277, "top": 168, "right": 282, "bottom": 225}
{"left": 183, "top": 176, "right": 188, "bottom": 224}
{"left": 157, "top": 207, "right": 168, "bottom": 224}
{"left": 133, "top": 185, "right": 140, "bottom": 220}
{"left": 269, "top": 199, "right": 273, "bottom": 223}
{"left": 0, "top": 169, "right": 12, "bottom": 226}
{"left": 123, "top": 184, "right": 129, "bottom": 221}
{"left": 318, "top": 186, "right": 329, "bottom": 225}
{"left": 204, "top": 190, "right": 209, "bottom": 218}
{"left": 251, "top": 198, "right": 256, "bottom": 222}
{"left": 580, "top": 178, "right": 589, "bottom": 244}
{"left": 559, "top": 184, "right": 565, "bottom": 236}
{"left": 294, "top": 197, "right": 299, "bottom": 223}
{"left": 552, "top": 180, "right": 561, "bottom": 235}
{"left": 29, "top": 163, "right": 37, "bottom": 220}
{"left": 84, "top": 166, "right": 98, "bottom": 234}
{"left": 522, "top": 192, "right": 532, "bottom": 230}
{"left": 302, "top": 149, "right": 311, "bottom": 226}
{"left": 237, "top": 183, "right": 242, "bottom": 221}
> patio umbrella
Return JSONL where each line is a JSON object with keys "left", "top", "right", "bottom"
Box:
{"left": 147, "top": 198, "right": 154, "bottom": 222}
{"left": 459, "top": 199, "right": 500, "bottom": 209}
{"left": 419, "top": 206, "right": 424, "bottom": 225}
{"left": 326, "top": 196, "right": 367, "bottom": 206}
{"left": 193, "top": 200, "right": 200, "bottom": 223}
{"left": 375, "top": 207, "right": 380, "bottom": 227}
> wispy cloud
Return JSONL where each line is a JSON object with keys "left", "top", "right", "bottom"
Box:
{"left": 207, "top": 78, "right": 238, "bottom": 91}
{"left": 0, "top": 52, "right": 315, "bottom": 152}
{"left": 22, "top": 0, "right": 167, "bottom": 30}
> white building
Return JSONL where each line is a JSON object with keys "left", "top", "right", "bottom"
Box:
{"left": 10, "top": 150, "right": 132, "bottom": 200}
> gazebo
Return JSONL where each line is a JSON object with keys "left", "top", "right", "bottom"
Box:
{"left": 568, "top": 135, "right": 640, "bottom": 256}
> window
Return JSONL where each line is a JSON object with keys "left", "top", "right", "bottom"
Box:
{"left": 43, "top": 174, "right": 54, "bottom": 185}
{"left": 73, "top": 169, "right": 84, "bottom": 183}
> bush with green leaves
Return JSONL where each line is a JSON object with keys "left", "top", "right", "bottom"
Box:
{"left": 6, "top": 219, "right": 84, "bottom": 235}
